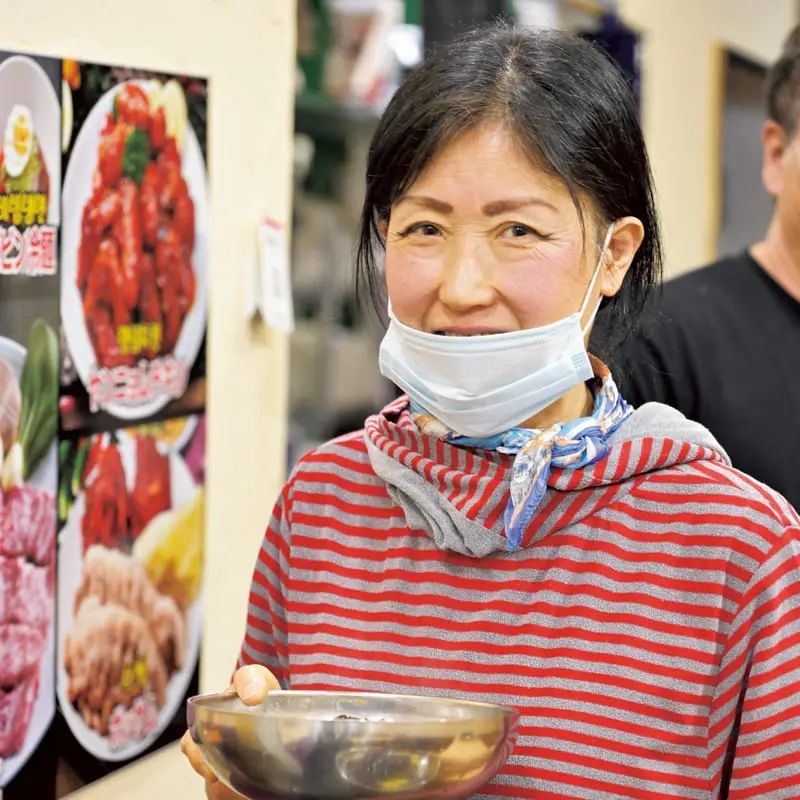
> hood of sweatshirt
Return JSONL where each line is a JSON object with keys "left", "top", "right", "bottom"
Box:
{"left": 364, "top": 397, "right": 730, "bottom": 557}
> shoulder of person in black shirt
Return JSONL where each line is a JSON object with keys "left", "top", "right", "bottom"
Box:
{"left": 591, "top": 248, "right": 800, "bottom": 510}
{"left": 593, "top": 250, "right": 756, "bottom": 412}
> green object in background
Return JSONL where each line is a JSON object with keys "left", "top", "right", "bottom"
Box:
{"left": 297, "top": 0, "right": 331, "bottom": 97}
{"left": 405, "top": 0, "right": 421, "bottom": 25}
{"left": 298, "top": 0, "right": 423, "bottom": 96}
{"left": 295, "top": 0, "right": 421, "bottom": 199}
{"left": 295, "top": 94, "right": 378, "bottom": 198}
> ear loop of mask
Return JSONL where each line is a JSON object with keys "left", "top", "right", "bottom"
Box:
{"left": 579, "top": 223, "right": 616, "bottom": 336}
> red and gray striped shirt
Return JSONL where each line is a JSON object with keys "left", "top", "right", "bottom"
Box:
{"left": 238, "top": 398, "right": 800, "bottom": 799}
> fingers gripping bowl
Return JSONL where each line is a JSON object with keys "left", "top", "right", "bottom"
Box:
{"left": 187, "top": 690, "right": 519, "bottom": 800}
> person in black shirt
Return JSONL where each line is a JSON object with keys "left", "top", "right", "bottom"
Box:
{"left": 593, "top": 26, "right": 800, "bottom": 510}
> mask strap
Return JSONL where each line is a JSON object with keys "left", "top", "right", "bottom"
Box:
{"left": 579, "top": 223, "right": 615, "bottom": 334}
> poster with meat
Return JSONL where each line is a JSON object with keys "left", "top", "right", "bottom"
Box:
{"left": 56, "top": 414, "right": 205, "bottom": 760}
{"left": 0, "top": 52, "right": 60, "bottom": 790}
{"left": 59, "top": 62, "right": 208, "bottom": 431}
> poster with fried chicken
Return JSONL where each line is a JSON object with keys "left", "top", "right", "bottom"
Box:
{"left": 59, "top": 61, "right": 208, "bottom": 432}
{"left": 56, "top": 414, "right": 205, "bottom": 760}
{"left": 54, "top": 59, "right": 207, "bottom": 763}
{"left": 0, "top": 51, "right": 61, "bottom": 789}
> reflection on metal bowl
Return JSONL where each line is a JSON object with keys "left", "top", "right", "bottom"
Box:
{"left": 187, "top": 690, "right": 519, "bottom": 800}
{"left": 336, "top": 747, "right": 440, "bottom": 794}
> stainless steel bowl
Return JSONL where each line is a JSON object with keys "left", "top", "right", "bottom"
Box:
{"left": 187, "top": 690, "right": 519, "bottom": 800}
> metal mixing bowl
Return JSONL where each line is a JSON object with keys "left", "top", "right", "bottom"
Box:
{"left": 187, "top": 690, "right": 519, "bottom": 800}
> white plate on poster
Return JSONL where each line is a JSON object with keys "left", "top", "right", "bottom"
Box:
{"left": 60, "top": 79, "right": 208, "bottom": 421}
{"left": 56, "top": 431, "right": 203, "bottom": 761}
{"left": 142, "top": 414, "right": 199, "bottom": 455}
{"left": 0, "top": 335, "right": 57, "bottom": 788}
{"left": 169, "top": 413, "right": 199, "bottom": 453}
{"left": 0, "top": 55, "right": 61, "bottom": 225}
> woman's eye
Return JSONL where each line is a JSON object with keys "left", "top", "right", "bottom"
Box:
{"left": 503, "top": 224, "right": 535, "bottom": 239}
{"left": 395, "top": 222, "right": 441, "bottom": 238}
{"left": 407, "top": 223, "right": 440, "bottom": 237}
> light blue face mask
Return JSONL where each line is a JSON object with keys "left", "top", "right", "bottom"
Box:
{"left": 378, "top": 225, "right": 615, "bottom": 438}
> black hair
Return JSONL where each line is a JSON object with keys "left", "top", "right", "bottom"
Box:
{"left": 766, "top": 24, "right": 800, "bottom": 133}
{"left": 355, "top": 23, "right": 662, "bottom": 354}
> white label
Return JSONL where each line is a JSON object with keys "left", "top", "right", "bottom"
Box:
{"left": 254, "top": 217, "right": 294, "bottom": 333}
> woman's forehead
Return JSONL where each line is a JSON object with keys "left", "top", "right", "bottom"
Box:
{"left": 397, "top": 125, "right": 579, "bottom": 217}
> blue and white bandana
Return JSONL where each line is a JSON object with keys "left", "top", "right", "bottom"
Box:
{"left": 411, "top": 358, "right": 633, "bottom": 550}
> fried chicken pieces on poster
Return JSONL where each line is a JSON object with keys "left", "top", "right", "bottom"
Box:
{"left": 64, "top": 545, "right": 185, "bottom": 735}
{"left": 65, "top": 596, "right": 167, "bottom": 735}
{"left": 80, "top": 433, "right": 171, "bottom": 553}
{"left": 77, "top": 84, "right": 196, "bottom": 369}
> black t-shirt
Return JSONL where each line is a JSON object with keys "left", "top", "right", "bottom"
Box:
{"left": 594, "top": 250, "right": 800, "bottom": 511}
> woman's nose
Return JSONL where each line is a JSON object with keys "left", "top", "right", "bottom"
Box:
{"left": 437, "top": 237, "right": 495, "bottom": 311}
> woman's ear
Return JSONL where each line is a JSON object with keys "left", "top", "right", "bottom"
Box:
{"left": 599, "top": 216, "right": 645, "bottom": 298}
{"left": 378, "top": 218, "right": 389, "bottom": 239}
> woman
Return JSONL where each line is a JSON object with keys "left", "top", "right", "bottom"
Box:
{"left": 184, "top": 24, "right": 800, "bottom": 799}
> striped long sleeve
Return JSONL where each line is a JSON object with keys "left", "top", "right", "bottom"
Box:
{"left": 237, "top": 484, "right": 292, "bottom": 687}
{"left": 710, "top": 530, "right": 800, "bottom": 799}
{"left": 235, "top": 404, "right": 800, "bottom": 798}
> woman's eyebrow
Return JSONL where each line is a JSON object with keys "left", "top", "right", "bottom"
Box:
{"left": 395, "top": 195, "right": 453, "bottom": 213}
{"left": 395, "top": 195, "right": 558, "bottom": 215}
{"left": 482, "top": 197, "right": 558, "bottom": 215}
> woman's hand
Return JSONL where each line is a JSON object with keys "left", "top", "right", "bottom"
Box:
{"left": 181, "top": 664, "right": 281, "bottom": 799}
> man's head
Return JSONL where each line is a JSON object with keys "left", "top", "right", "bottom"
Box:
{"left": 763, "top": 25, "right": 800, "bottom": 238}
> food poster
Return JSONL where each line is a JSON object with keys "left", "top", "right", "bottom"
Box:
{"left": 56, "top": 414, "right": 205, "bottom": 761}
{"left": 59, "top": 62, "right": 208, "bottom": 431}
{"left": 55, "top": 60, "right": 209, "bottom": 768}
{"left": 0, "top": 52, "right": 61, "bottom": 789}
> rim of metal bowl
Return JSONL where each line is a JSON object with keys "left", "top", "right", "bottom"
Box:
{"left": 188, "top": 689, "right": 520, "bottom": 724}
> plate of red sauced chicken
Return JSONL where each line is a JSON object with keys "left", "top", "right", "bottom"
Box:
{"left": 60, "top": 80, "right": 209, "bottom": 420}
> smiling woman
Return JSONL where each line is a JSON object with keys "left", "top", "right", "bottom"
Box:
{"left": 378, "top": 124, "right": 644, "bottom": 442}
{"left": 357, "top": 25, "right": 661, "bottom": 361}
{"left": 183, "top": 23, "right": 800, "bottom": 800}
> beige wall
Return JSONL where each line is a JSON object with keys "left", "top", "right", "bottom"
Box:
{"left": 0, "top": 0, "right": 295, "bottom": 796}
{"left": 621, "top": 0, "right": 797, "bottom": 277}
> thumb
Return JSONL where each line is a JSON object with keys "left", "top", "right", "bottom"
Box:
{"left": 232, "top": 664, "right": 281, "bottom": 705}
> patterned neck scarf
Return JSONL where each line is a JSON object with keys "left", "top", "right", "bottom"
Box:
{"left": 411, "top": 357, "right": 633, "bottom": 550}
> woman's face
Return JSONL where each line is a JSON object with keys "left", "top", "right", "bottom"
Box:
{"left": 384, "top": 124, "right": 640, "bottom": 336}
